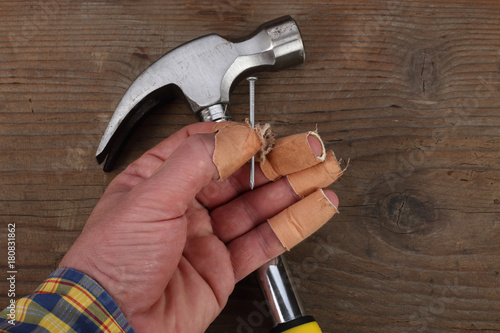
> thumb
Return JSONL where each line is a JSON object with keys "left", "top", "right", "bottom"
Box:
{"left": 131, "top": 122, "right": 262, "bottom": 219}
{"left": 130, "top": 132, "right": 219, "bottom": 219}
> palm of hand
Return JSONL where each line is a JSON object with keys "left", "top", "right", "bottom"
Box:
{"left": 94, "top": 194, "right": 235, "bottom": 332}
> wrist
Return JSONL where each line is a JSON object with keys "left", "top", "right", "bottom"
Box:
{"left": 58, "top": 238, "right": 123, "bottom": 308}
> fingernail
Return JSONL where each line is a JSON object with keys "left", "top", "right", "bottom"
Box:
{"left": 287, "top": 150, "right": 343, "bottom": 197}
{"left": 260, "top": 131, "right": 326, "bottom": 181}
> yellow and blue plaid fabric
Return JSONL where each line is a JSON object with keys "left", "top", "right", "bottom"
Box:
{"left": 0, "top": 268, "right": 134, "bottom": 332}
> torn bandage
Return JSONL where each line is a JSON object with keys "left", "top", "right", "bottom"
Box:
{"left": 268, "top": 189, "right": 338, "bottom": 250}
{"left": 260, "top": 131, "right": 326, "bottom": 181}
{"left": 287, "top": 150, "right": 343, "bottom": 198}
{"left": 212, "top": 122, "right": 262, "bottom": 180}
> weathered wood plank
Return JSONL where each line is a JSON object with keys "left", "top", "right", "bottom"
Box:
{"left": 1, "top": 1, "right": 499, "bottom": 332}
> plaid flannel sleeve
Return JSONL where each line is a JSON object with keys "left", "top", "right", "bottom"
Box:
{"left": 0, "top": 268, "right": 135, "bottom": 333}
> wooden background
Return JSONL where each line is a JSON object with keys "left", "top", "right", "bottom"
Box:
{"left": 1, "top": 0, "right": 499, "bottom": 332}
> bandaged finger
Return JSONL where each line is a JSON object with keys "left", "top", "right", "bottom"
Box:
{"left": 260, "top": 131, "right": 326, "bottom": 181}
{"left": 212, "top": 122, "right": 262, "bottom": 180}
{"left": 287, "top": 150, "right": 343, "bottom": 198}
{"left": 268, "top": 189, "right": 338, "bottom": 250}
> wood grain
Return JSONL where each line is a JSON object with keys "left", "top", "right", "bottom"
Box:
{"left": 1, "top": 0, "right": 499, "bottom": 332}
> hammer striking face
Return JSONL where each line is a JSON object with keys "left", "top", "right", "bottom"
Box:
{"left": 96, "top": 16, "right": 305, "bottom": 171}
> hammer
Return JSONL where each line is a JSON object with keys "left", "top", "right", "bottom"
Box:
{"left": 97, "top": 16, "right": 322, "bottom": 332}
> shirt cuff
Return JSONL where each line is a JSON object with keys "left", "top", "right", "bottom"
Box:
{"left": 0, "top": 268, "right": 135, "bottom": 333}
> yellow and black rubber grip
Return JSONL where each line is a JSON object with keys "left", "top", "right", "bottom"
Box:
{"left": 270, "top": 316, "right": 322, "bottom": 333}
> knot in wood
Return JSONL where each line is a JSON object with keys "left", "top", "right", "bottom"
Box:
{"left": 410, "top": 48, "right": 437, "bottom": 97}
{"left": 379, "top": 191, "right": 436, "bottom": 235}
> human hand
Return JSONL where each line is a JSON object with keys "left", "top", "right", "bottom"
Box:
{"left": 59, "top": 122, "right": 339, "bottom": 332}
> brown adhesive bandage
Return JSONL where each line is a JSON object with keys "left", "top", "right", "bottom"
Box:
{"left": 212, "top": 122, "right": 262, "bottom": 180}
{"left": 260, "top": 131, "right": 326, "bottom": 181}
{"left": 287, "top": 150, "right": 343, "bottom": 198}
{"left": 268, "top": 189, "right": 338, "bottom": 250}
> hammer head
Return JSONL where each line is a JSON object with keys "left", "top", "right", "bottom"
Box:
{"left": 97, "top": 16, "right": 305, "bottom": 171}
